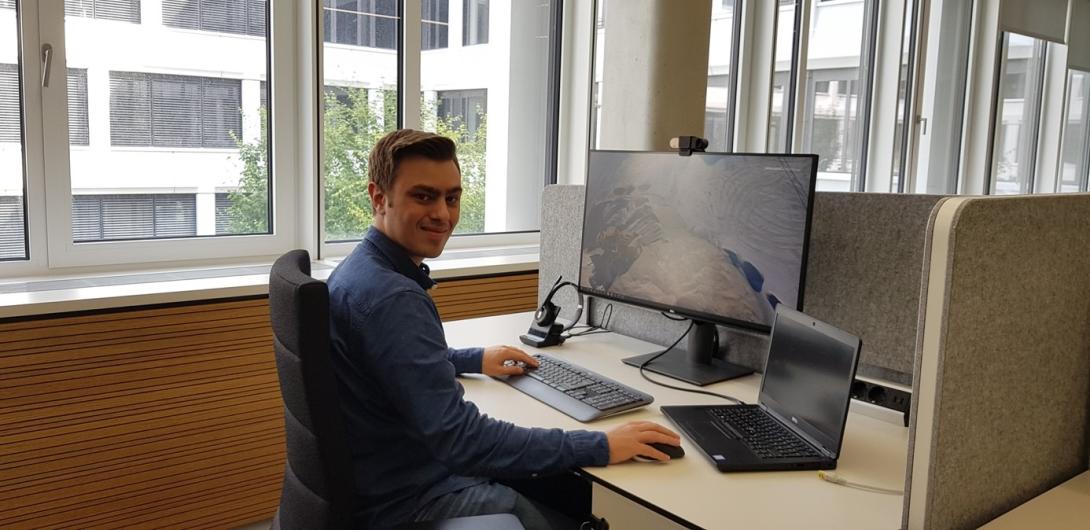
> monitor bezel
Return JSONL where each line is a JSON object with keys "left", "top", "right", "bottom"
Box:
{"left": 577, "top": 149, "right": 818, "bottom": 333}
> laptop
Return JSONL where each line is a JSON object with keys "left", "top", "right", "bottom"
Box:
{"left": 661, "top": 306, "right": 862, "bottom": 472}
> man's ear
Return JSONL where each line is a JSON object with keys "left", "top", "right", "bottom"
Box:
{"left": 368, "top": 181, "right": 386, "bottom": 215}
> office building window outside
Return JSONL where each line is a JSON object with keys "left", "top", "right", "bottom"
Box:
{"left": 1058, "top": 70, "right": 1090, "bottom": 193}
{"left": 109, "top": 72, "right": 242, "bottom": 149}
{"left": 704, "top": 0, "right": 740, "bottom": 152}
{"left": 65, "top": 3, "right": 271, "bottom": 242}
{"left": 800, "top": 0, "right": 877, "bottom": 192}
{"left": 438, "top": 89, "right": 486, "bottom": 139}
{"left": 422, "top": 0, "right": 449, "bottom": 50}
{"left": 72, "top": 194, "right": 196, "bottom": 241}
{"left": 324, "top": 0, "right": 398, "bottom": 50}
{"left": 65, "top": 0, "right": 141, "bottom": 24}
{"left": 889, "top": 0, "right": 918, "bottom": 192}
{"left": 991, "top": 33, "right": 1047, "bottom": 195}
{"left": 0, "top": 7, "right": 26, "bottom": 260}
{"left": 162, "top": 0, "right": 266, "bottom": 38}
{"left": 463, "top": 0, "right": 488, "bottom": 46}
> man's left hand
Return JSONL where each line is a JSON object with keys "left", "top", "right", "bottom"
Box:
{"left": 481, "top": 345, "right": 540, "bottom": 376}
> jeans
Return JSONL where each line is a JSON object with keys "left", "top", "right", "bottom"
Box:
{"left": 410, "top": 481, "right": 583, "bottom": 530}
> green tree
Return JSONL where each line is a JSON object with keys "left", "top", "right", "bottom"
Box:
{"left": 227, "top": 89, "right": 488, "bottom": 238}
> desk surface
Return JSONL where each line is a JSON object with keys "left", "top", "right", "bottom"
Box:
{"left": 445, "top": 313, "right": 909, "bottom": 530}
{"left": 980, "top": 470, "right": 1090, "bottom": 529}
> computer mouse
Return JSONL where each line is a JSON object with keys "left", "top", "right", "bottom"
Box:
{"left": 632, "top": 443, "right": 685, "bottom": 462}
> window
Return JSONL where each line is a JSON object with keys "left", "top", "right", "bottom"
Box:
{"left": 912, "top": 0, "right": 972, "bottom": 194}
{"left": 324, "top": 0, "right": 398, "bottom": 50}
{"left": 416, "top": 0, "right": 555, "bottom": 237}
{"left": 463, "top": 0, "right": 488, "bottom": 46}
{"left": 422, "top": 0, "right": 449, "bottom": 50}
{"left": 65, "top": 0, "right": 141, "bottom": 24}
{"left": 991, "top": 33, "right": 1047, "bottom": 195}
{"left": 109, "top": 72, "right": 242, "bottom": 149}
{"left": 704, "top": 0, "right": 741, "bottom": 152}
{"left": 72, "top": 194, "right": 196, "bottom": 241}
{"left": 322, "top": 0, "right": 399, "bottom": 243}
{"left": 769, "top": 0, "right": 800, "bottom": 153}
{"left": 57, "top": 1, "right": 271, "bottom": 252}
{"left": 1058, "top": 70, "right": 1090, "bottom": 193}
{"left": 163, "top": 0, "right": 267, "bottom": 38}
{"left": 889, "top": 0, "right": 920, "bottom": 192}
{"left": 799, "top": 0, "right": 878, "bottom": 192}
{"left": 437, "top": 89, "right": 486, "bottom": 138}
{"left": 0, "top": 61, "right": 25, "bottom": 261}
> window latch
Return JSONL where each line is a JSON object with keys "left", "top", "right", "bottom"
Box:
{"left": 41, "top": 43, "right": 53, "bottom": 88}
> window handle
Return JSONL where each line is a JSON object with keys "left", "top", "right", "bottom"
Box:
{"left": 41, "top": 43, "right": 53, "bottom": 88}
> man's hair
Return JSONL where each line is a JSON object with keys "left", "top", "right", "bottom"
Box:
{"left": 368, "top": 129, "right": 461, "bottom": 194}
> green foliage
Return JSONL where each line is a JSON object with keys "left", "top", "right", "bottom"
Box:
{"left": 227, "top": 89, "right": 488, "bottom": 240}
{"left": 225, "top": 109, "right": 269, "bottom": 234}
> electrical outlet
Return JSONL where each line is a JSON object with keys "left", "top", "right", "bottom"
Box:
{"left": 850, "top": 377, "right": 911, "bottom": 427}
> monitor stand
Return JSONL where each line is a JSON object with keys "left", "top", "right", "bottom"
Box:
{"left": 622, "top": 320, "right": 754, "bottom": 386}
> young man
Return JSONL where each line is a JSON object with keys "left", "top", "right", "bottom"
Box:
{"left": 327, "top": 129, "right": 681, "bottom": 529}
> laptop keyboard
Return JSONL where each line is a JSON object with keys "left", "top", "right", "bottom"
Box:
{"left": 710, "top": 407, "right": 822, "bottom": 459}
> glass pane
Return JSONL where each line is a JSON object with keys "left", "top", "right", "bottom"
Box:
{"left": 991, "top": 33, "right": 1047, "bottom": 195}
{"left": 704, "top": 0, "right": 738, "bottom": 152}
{"left": 914, "top": 0, "right": 971, "bottom": 194}
{"left": 0, "top": 4, "right": 27, "bottom": 260}
{"left": 768, "top": 0, "right": 797, "bottom": 153}
{"left": 1058, "top": 70, "right": 1090, "bottom": 193}
{"left": 419, "top": 0, "right": 548, "bottom": 235}
{"left": 801, "top": 0, "right": 875, "bottom": 192}
{"left": 322, "top": 3, "right": 399, "bottom": 242}
{"left": 66, "top": 0, "right": 270, "bottom": 241}
{"left": 890, "top": 0, "right": 916, "bottom": 192}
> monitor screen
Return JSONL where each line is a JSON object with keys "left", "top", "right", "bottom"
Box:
{"left": 758, "top": 307, "right": 861, "bottom": 456}
{"left": 579, "top": 151, "right": 816, "bottom": 331}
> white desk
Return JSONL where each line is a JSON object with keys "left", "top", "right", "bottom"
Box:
{"left": 445, "top": 313, "right": 909, "bottom": 530}
{"left": 980, "top": 470, "right": 1090, "bottom": 529}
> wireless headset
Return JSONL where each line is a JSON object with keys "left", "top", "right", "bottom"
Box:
{"left": 520, "top": 276, "right": 583, "bottom": 348}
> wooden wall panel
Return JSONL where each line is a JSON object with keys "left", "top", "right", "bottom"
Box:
{"left": 431, "top": 272, "right": 539, "bottom": 321}
{"left": 0, "top": 271, "right": 537, "bottom": 529}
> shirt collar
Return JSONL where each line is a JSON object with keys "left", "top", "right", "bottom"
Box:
{"left": 363, "top": 227, "right": 436, "bottom": 290}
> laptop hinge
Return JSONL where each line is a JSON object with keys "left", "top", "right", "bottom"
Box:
{"left": 759, "top": 403, "right": 836, "bottom": 459}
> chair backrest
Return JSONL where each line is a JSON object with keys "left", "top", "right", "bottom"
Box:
{"left": 269, "top": 250, "right": 355, "bottom": 529}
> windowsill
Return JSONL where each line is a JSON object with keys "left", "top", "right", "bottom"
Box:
{"left": 0, "top": 245, "right": 539, "bottom": 320}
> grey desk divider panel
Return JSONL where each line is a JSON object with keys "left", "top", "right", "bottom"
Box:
{"left": 904, "top": 195, "right": 1090, "bottom": 530}
{"left": 539, "top": 185, "right": 943, "bottom": 382}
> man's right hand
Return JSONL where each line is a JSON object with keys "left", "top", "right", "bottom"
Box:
{"left": 605, "top": 421, "right": 682, "bottom": 463}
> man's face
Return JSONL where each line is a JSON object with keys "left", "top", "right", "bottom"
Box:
{"left": 370, "top": 157, "right": 461, "bottom": 263}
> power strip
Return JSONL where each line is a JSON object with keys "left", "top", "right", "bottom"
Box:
{"left": 850, "top": 377, "right": 911, "bottom": 427}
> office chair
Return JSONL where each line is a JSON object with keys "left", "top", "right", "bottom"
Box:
{"left": 268, "top": 250, "right": 523, "bottom": 530}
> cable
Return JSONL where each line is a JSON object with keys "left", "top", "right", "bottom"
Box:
{"left": 660, "top": 310, "right": 686, "bottom": 321}
{"left": 563, "top": 303, "right": 615, "bottom": 338}
{"left": 817, "top": 471, "right": 903, "bottom": 495}
{"left": 638, "top": 319, "right": 746, "bottom": 405}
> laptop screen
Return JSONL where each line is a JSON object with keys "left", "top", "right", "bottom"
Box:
{"left": 758, "top": 307, "right": 861, "bottom": 457}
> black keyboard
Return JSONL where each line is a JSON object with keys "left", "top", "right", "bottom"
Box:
{"left": 499, "top": 354, "right": 653, "bottom": 422}
{"left": 711, "top": 406, "right": 821, "bottom": 459}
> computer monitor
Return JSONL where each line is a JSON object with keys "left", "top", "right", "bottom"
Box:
{"left": 579, "top": 150, "right": 817, "bottom": 386}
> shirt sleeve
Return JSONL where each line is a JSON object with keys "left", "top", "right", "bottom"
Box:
{"left": 448, "top": 347, "right": 483, "bottom": 375}
{"left": 364, "top": 291, "right": 610, "bottom": 477}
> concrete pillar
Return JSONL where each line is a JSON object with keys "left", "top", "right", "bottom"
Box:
{"left": 599, "top": 0, "right": 712, "bottom": 151}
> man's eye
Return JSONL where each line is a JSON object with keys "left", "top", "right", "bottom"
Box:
{"left": 447, "top": 195, "right": 460, "bottom": 205}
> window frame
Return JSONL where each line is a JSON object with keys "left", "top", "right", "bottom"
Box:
{"left": 28, "top": 0, "right": 297, "bottom": 270}
{"left": 319, "top": 0, "right": 562, "bottom": 260}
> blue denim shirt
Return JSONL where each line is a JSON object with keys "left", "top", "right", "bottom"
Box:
{"left": 327, "top": 228, "right": 610, "bottom": 528}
